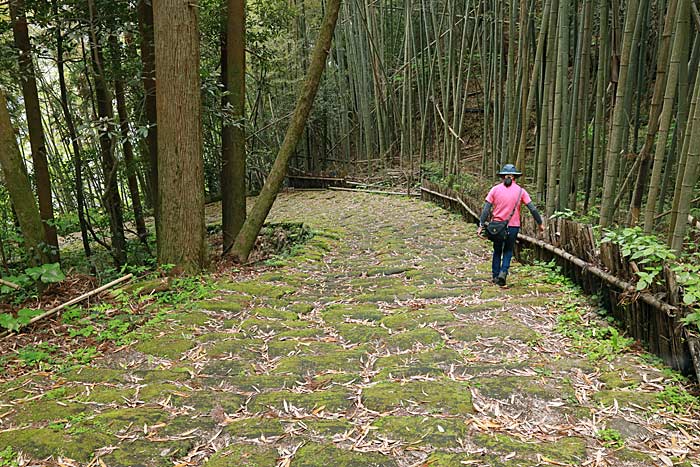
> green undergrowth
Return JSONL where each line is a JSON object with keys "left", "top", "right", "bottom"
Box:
{"left": 524, "top": 260, "right": 700, "bottom": 415}
{"left": 1, "top": 222, "right": 317, "bottom": 377}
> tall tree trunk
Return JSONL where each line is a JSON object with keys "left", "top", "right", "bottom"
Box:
{"left": 516, "top": 0, "right": 552, "bottom": 171}
{"left": 536, "top": 0, "right": 559, "bottom": 203}
{"left": 599, "top": 0, "right": 640, "bottom": 227}
{"left": 138, "top": 0, "right": 158, "bottom": 225}
{"left": 53, "top": 0, "right": 92, "bottom": 265}
{"left": 628, "top": 0, "right": 678, "bottom": 226}
{"left": 222, "top": 0, "right": 247, "bottom": 254}
{"left": 586, "top": 0, "right": 609, "bottom": 213}
{"left": 87, "top": 0, "right": 127, "bottom": 266}
{"left": 154, "top": 0, "right": 207, "bottom": 273}
{"left": 0, "top": 90, "right": 49, "bottom": 266}
{"left": 230, "top": 0, "right": 342, "bottom": 263}
{"left": 669, "top": 64, "right": 700, "bottom": 251}
{"left": 546, "top": 0, "right": 569, "bottom": 214}
{"left": 9, "top": 0, "right": 59, "bottom": 263}
{"left": 111, "top": 35, "right": 148, "bottom": 244}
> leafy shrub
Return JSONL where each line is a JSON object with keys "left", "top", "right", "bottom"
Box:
{"left": 602, "top": 227, "right": 700, "bottom": 331}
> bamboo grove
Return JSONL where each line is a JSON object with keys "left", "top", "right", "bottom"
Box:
{"left": 0, "top": 0, "right": 699, "bottom": 276}
{"left": 328, "top": 0, "right": 700, "bottom": 251}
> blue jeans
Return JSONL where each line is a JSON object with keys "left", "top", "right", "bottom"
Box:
{"left": 492, "top": 226, "right": 519, "bottom": 278}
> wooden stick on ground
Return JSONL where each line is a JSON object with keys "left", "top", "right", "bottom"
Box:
{"left": 0, "top": 273, "right": 133, "bottom": 339}
{"left": 330, "top": 186, "right": 421, "bottom": 197}
{"left": 0, "top": 278, "right": 20, "bottom": 290}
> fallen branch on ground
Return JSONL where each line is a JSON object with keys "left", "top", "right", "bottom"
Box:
{"left": 0, "top": 278, "right": 20, "bottom": 290}
{"left": 330, "top": 186, "right": 421, "bottom": 197}
{"left": 0, "top": 273, "right": 133, "bottom": 339}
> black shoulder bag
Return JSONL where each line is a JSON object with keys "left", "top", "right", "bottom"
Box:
{"left": 485, "top": 187, "right": 522, "bottom": 242}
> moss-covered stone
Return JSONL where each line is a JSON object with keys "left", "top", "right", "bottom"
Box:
{"left": 100, "top": 438, "right": 194, "bottom": 467}
{"left": 383, "top": 328, "right": 444, "bottom": 351}
{"left": 474, "top": 433, "right": 587, "bottom": 465}
{"left": 226, "top": 417, "right": 285, "bottom": 438}
{"left": 251, "top": 307, "right": 298, "bottom": 320}
{"left": 132, "top": 367, "right": 193, "bottom": 383}
{"left": 239, "top": 318, "right": 309, "bottom": 334}
{"left": 374, "top": 349, "right": 461, "bottom": 380}
{"left": 206, "top": 338, "right": 262, "bottom": 359}
{"left": 63, "top": 367, "right": 126, "bottom": 384}
{"left": 196, "top": 331, "right": 243, "bottom": 342}
{"left": 364, "top": 266, "right": 413, "bottom": 276}
{"left": 321, "top": 304, "right": 383, "bottom": 324}
{"left": 201, "top": 359, "right": 251, "bottom": 377}
{"left": 204, "top": 445, "right": 278, "bottom": 467}
{"left": 219, "top": 281, "right": 295, "bottom": 299}
{"left": 371, "top": 416, "right": 469, "bottom": 448}
{"left": 139, "top": 383, "right": 188, "bottom": 402}
{"left": 335, "top": 323, "right": 390, "bottom": 344}
{"left": 614, "top": 448, "right": 654, "bottom": 463}
{"left": 267, "top": 341, "right": 347, "bottom": 359}
{"left": 363, "top": 380, "right": 472, "bottom": 414}
{"left": 355, "top": 285, "right": 420, "bottom": 303}
{"left": 473, "top": 376, "right": 572, "bottom": 401}
{"left": 85, "top": 407, "right": 169, "bottom": 434}
{"left": 423, "top": 452, "right": 513, "bottom": 467}
{"left": 42, "top": 385, "right": 81, "bottom": 401}
{"left": 203, "top": 374, "right": 298, "bottom": 392}
{"left": 273, "top": 350, "right": 365, "bottom": 376}
{"left": 276, "top": 328, "right": 327, "bottom": 339}
{"left": 293, "top": 443, "right": 397, "bottom": 467}
{"left": 592, "top": 389, "right": 657, "bottom": 408}
{"left": 170, "top": 311, "right": 212, "bottom": 327}
{"left": 176, "top": 390, "right": 245, "bottom": 413}
{"left": 0, "top": 428, "right": 113, "bottom": 462}
{"left": 445, "top": 317, "right": 541, "bottom": 344}
{"left": 196, "top": 297, "right": 248, "bottom": 312}
{"left": 295, "top": 418, "right": 353, "bottom": 437}
{"left": 12, "top": 400, "right": 86, "bottom": 424}
{"left": 248, "top": 387, "right": 353, "bottom": 414}
{"left": 347, "top": 276, "right": 407, "bottom": 291}
{"left": 415, "top": 287, "right": 465, "bottom": 299}
{"left": 380, "top": 307, "right": 455, "bottom": 330}
{"left": 288, "top": 303, "right": 314, "bottom": 315}
{"left": 78, "top": 385, "right": 136, "bottom": 404}
{"left": 134, "top": 335, "right": 195, "bottom": 359}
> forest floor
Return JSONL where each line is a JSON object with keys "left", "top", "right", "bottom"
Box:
{"left": 1, "top": 190, "right": 699, "bottom": 467}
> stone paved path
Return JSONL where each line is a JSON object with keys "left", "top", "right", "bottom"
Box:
{"left": 1, "top": 191, "right": 699, "bottom": 466}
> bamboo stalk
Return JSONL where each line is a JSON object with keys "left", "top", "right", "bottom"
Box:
{"left": 332, "top": 186, "right": 421, "bottom": 197}
{"left": 0, "top": 278, "right": 20, "bottom": 290}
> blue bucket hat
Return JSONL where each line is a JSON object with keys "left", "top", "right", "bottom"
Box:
{"left": 497, "top": 164, "right": 522, "bottom": 176}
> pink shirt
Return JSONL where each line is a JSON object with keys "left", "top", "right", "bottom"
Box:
{"left": 485, "top": 182, "right": 532, "bottom": 227}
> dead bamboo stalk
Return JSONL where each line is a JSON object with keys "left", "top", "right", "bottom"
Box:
{"left": 420, "top": 186, "right": 480, "bottom": 219}
{"left": 0, "top": 278, "right": 20, "bottom": 290}
{"left": 0, "top": 273, "right": 133, "bottom": 339}
{"left": 515, "top": 233, "right": 677, "bottom": 316}
{"left": 331, "top": 186, "right": 421, "bottom": 197}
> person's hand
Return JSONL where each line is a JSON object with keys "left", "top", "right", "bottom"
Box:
{"left": 477, "top": 225, "right": 483, "bottom": 236}
{"left": 539, "top": 223, "right": 545, "bottom": 234}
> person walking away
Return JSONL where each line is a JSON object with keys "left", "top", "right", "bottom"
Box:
{"left": 477, "top": 164, "right": 545, "bottom": 286}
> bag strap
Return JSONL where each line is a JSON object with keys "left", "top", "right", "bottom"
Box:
{"left": 504, "top": 187, "right": 523, "bottom": 224}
